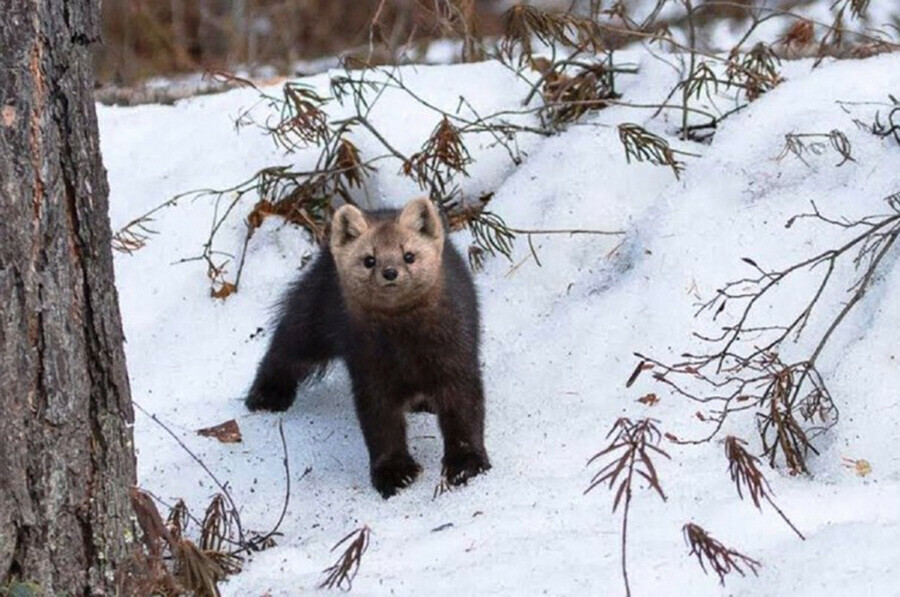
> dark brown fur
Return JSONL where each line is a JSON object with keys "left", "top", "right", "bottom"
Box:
{"left": 245, "top": 199, "right": 489, "bottom": 497}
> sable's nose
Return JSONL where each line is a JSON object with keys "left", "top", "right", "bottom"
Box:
{"left": 382, "top": 267, "right": 398, "bottom": 281}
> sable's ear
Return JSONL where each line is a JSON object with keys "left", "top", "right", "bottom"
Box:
{"left": 330, "top": 205, "right": 368, "bottom": 248}
{"left": 398, "top": 198, "right": 443, "bottom": 240}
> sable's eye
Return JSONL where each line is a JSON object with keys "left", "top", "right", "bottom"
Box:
{"left": 403, "top": 252, "right": 415, "bottom": 264}
{"left": 363, "top": 256, "right": 376, "bottom": 269}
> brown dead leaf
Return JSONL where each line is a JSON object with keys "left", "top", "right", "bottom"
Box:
{"left": 841, "top": 457, "right": 872, "bottom": 478}
{"left": 626, "top": 360, "right": 654, "bottom": 388}
{"left": 637, "top": 393, "right": 659, "bottom": 406}
{"left": 130, "top": 487, "right": 173, "bottom": 555}
{"left": 782, "top": 20, "right": 814, "bottom": 48}
{"left": 247, "top": 199, "right": 278, "bottom": 229}
{"left": 197, "top": 419, "right": 243, "bottom": 444}
{"left": 529, "top": 56, "right": 553, "bottom": 75}
{"left": 211, "top": 281, "right": 238, "bottom": 300}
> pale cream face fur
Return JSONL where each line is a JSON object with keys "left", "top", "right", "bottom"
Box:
{"left": 330, "top": 198, "right": 445, "bottom": 314}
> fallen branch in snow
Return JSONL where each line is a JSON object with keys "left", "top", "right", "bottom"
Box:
{"left": 635, "top": 351, "right": 837, "bottom": 474}
{"left": 633, "top": 193, "right": 900, "bottom": 473}
{"left": 585, "top": 418, "right": 670, "bottom": 597}
{"left": 706, "top": 198, "right": 900, "bottom": 370}
{"left": 115, "top": 60, "right": 551, "bottom": 290}
{"left": 319, "top": 526, "right": 372, "bottom": 591}
{"left": 682, "top": 522, "right": 761, "bottom": 585}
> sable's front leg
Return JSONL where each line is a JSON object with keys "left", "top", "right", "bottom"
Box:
{"left": 352, "top": 387, "right": 422, "bottom": 498}
{"left": 435, "top": 379, "right": 491, "bottom": 486}
{"left": 245, "top": 351, "right": 318, "bottom": 412}
{"left": 246, "top": 308, "right": 330, "bottom": 412}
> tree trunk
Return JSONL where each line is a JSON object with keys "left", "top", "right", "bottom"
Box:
{"left": 0, "top": 1, "right": 137, "bottom": 594}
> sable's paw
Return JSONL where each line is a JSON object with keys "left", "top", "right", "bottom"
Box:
{"left": 244, "top": 387, "right": 293, "bottom": 412}
{"left": 371, "top": 453, "right": 422, "bottom": 499}
{"left": 442, "top": 450, "right": 491, "bottom": 486}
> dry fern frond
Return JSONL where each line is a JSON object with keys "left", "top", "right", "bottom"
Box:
{"left": 586, "top": 417, "right": 670, "bottom": 597}
{"left": 724, "top": 436, "right": 805, "bottom": 540}
{"left": 870, "top": 98, "right": 900, "bottom": 145}
{"left": 270, "top": 82, "right": 331, "bottom": 151}
{"left": 618, "top": 123, "right": 685, "bottom": 179}
{"left": 167, "top": 499, "right": 190, "bottom": 541}
{"left": 200, "top": 495, "right": 238, "bottom": 554}
{"left": 849, "top": 0, "right": 871, "bottom": 19}
{"left": 753, "top": 361, "right": 835, "bottom": 475}
{"left": 542, "top": 64, "right": 620, "bottom": 126}
{"left": 332, "top": 138, "right": 372, "bottom": 190}
{"left": 724, "top": 436, "right": 772, "bottom": 509}
{"left": 683, "top": 523, "right": 761, "bottom": 585}
{"left": 467, "top": 210, "right": 516, "bottom": 261}
{"left": 585, "top": 417, "right": 669, "bottom": 504}
{"left": 500, "top": 5, "right": 603, "bottom": 62}
{"left": 403, "top": 117, "right": 472, "bottom": 189}
{"left": 319, "top": 526, "right": 371, "bottom": 591}
{"left": 681, "top": 61, "right": 720, "bottom": 103}
{"left": 727, "top": 43, "right": 782, "bottom": 101}
{"left": 780, "top": 20, "right": 815, "bottom": 50}
{"left": 172, "top": 538, "right": 228, "bottom": 597}
{"left": 112, "top": 218, "right": 156, "bottom": 254}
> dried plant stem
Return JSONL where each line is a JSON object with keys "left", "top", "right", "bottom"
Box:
{"left": 134, "top": 401, "right": 245, "bottom": 545}
{"left": 507, "top": 227, "right": 626, "bottom": 236}
{"left": 807, "top": 228, "right": 898, "bottom": 367}
{"left": 586, "top": 418, "right": 669, "bottom": 597}
{"left": 620, "top": 460, "right": 633, "bottom": 597}
{"left": 764, "top": 494, "right": 805, "bottom": 541}
{"left": 682, "top": 0, "right": 697, "bottom": 142}
{"left": 239, "top": 420, "right": 313, "bottom": 554}
{"left": 725, "top": 436, "right": 805, "bottom": 540}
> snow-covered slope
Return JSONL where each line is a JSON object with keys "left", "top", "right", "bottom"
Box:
{"left": 99, "top": 51, "right": 900, "bottom": 596}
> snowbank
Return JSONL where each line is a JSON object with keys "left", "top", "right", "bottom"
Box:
{"left": 99, "top": 50, "right": 900, "bottom": 595}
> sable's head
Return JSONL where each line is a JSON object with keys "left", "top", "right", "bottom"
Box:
{"left": 330, "top": 198, "right": 445, "bottom": 313}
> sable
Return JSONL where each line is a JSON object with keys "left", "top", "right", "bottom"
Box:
{"left": 246, "top": 198, "right": 490, "bottom": 497}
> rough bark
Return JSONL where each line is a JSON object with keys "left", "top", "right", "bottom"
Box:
{"left": 0, "top": 1, "right": 138, "bottom": 594}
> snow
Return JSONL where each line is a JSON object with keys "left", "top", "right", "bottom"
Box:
{"left": 98, "top": 49, "right": 900, "bottom": 596}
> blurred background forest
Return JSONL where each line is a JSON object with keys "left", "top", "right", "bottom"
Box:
{"left": 95, "top": 0, "right": 899, "bottom": 101}
{"left": 96, "top": 0, "right": 506, "bottom": 86}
